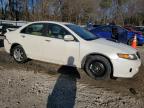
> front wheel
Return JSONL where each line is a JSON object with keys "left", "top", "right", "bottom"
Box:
{"left": 84, "top": 55, "right": 112, "bottom": 80}
{"left": 12, "top": 45, "right": 28, "bottom": 63}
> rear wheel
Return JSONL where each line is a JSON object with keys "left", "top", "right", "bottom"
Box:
{"left": 12, "top": 45, "right": 28, "bottom": 63}
{"left": 84, "top": 55, "right": 112, "bottom": 80}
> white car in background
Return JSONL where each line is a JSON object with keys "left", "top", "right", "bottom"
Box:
{"left": 3, "top": 21, "right": 141, "bottom": 79}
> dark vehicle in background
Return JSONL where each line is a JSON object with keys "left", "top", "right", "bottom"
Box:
{"left": 0, "top": 23, "right": 20, "bottom": 28}
{"left": 124, "top": 25, "right": 143, "bottom": 35}
{"left": 89, "top": 25, "right": 144, "bottom": 45}
{"left": 135, "top": 26, "right": 144, "bottom": 35}
{"left": 0, "top": 23, "right": 21, "bottom": 34}
{"left": 0, "top": 23, "right": 21, "bottom": 47}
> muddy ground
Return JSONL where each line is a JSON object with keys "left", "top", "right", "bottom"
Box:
{"left": 0, "top": 42, "right": 144, "bottom": 108}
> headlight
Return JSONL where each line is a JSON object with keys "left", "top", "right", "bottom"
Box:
{"left": 117, "top": 53, "right": 137, "bottom": 60}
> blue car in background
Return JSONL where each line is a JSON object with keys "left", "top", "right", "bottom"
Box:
{"left": 89, "top": 25, "right": 144, "bottom": 45}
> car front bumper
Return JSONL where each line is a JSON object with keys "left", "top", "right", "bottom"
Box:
{"left": 111, "top": 58, "right": 141, "bottom": 78}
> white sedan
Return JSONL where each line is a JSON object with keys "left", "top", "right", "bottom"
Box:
{"left": 3, "top": 21, "right": 141, "bottom": 79}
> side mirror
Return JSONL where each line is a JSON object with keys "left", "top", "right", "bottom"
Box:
{"left": 64, "top": 35, "right": 74, "bottom": 41}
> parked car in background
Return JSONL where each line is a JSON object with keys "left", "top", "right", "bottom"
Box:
{"left": 0, "top": 23, "right": 20, "bottom": 29}
{"left": 124, "top": 25, "right": 143, "bottom": 36}
{"left": 89, "top": 25, "right": 144, "bottom": 45}
{"left": 135, "top": 26, "right": 144, "bottom": 35}
{"left": 3, "top": 21, "right": 141, "bottom": 79}
{"left": 0, "top": 23, "right": 21, "bottom": 34}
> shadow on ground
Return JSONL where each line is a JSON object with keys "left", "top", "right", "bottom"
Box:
{"left": 47, "top": 57, "right": 80, "bottom": 108}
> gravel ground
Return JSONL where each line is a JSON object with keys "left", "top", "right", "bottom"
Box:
{"left": 0, "top": 46, "right": 144, "bottom": 108}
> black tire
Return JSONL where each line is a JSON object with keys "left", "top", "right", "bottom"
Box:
{"left": 84, "top": 55, "right": 112, "bottom": 80}
{"left": 12, "top": 45, "right": 28, "bottom": 63}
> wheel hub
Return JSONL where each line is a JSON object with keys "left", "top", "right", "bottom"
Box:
{"left": 89, "top": 61, "right": 106, "bottom": 77}
{"left": 13, "top": 48, "right": 24, "bottom": 61}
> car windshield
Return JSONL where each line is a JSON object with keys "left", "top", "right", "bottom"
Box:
{"left": 66, "top": 24, "right": 98, "bottom": 41}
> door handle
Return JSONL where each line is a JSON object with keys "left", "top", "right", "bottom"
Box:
{"left": 45, "top": 40, "right": 51, "bottom": 42}
{"left": 21, "top": 35, "right": 26, "bottom": 38}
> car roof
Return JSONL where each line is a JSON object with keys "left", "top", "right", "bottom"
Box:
{"left": 90, "top": 24, "right": 129, "bottom": 32}
{"left": 28, "top": 21, "right": 73, "bottom": 25}
{"left": 92, "top": 25, "right": 116, "bottom": 29}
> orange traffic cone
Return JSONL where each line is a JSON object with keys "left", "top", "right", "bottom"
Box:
{"left": 131, "top": 34, "right": 137, "bottom": 49}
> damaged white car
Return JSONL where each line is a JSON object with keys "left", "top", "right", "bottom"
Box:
{"left": 3, "top": 21, "right": 141, "bottom": 79}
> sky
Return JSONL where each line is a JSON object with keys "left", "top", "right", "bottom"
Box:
{"left": 0, "top": 0, "right": 35, "bottom": 9}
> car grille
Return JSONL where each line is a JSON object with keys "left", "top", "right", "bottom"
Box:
{"left": 136, "top": 52, "right": 140, "bottom": 59}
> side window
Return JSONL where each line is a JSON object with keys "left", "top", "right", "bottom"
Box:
{"left": 21, "top": 23, "right": 45, "bottom": 36}
{"left": 117, "top": 27, "right": 125, "bottom": 33}
{"left": 93, "top": 28, "right": 102, "bottom": 32}
{"left": 48, "top": 23, "right": 71, "bottom": 39}
{"left": 101, "top": 26, "right": 111, "bottom": 32}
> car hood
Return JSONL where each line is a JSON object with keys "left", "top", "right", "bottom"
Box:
{"left": 89, "top": 38, "right": 137, "bottom": 54}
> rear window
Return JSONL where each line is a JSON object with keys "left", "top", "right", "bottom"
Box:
{"left": 20, "top": 23, "right": 45, "bottom": 36}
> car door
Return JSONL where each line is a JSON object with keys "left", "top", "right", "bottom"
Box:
{"left": 42, "top": 23, "right": 80, "bottom": 66}
{"left": 95, "top": 26, "right": 112, "bottom": 39}
{"left": 90, "top": 26, "right": 112, "bottom": 39}
{"left": 117, "top": 26, "right": 128, "bottom": 43}
{"left": 20, "top": 23, "right": 48, "bottom": 60}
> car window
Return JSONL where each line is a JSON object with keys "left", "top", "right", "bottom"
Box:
{"left": 92, "top": 27, "right": 101, "bottom": 32}
{"left": 48, "top": 23, "right": 71, "bottom": 39}
{"left": 21, "top": 23, "right": 45, "bottom": 36}
{"left": 117, "top": 26, "right": 125, "bottom": 33}
{"left": 102, "top": 26, "right": 111, "bottom": 32}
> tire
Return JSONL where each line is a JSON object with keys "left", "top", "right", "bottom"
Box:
{"left": 84, "top": 55, "right": 112, "bottom": 80}
{"left": 12, "top": 45, "right": 28, "bottom": 63}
